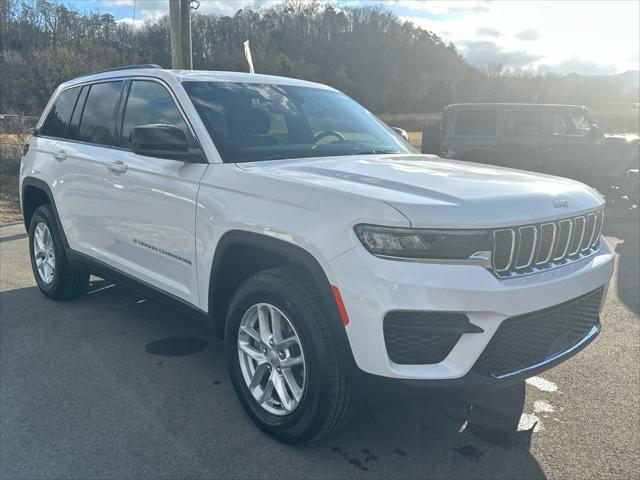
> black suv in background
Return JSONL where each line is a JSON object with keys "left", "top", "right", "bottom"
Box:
{"left": 422, "top": 103, "right": 639, "bottom": 203}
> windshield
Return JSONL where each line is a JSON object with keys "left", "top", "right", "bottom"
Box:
{"left": 182, "top": 81, "right": 415, "bottom": 163}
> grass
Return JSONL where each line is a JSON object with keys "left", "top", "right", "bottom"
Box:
{"left": 0, "top": 173, "right": 19, "bottom": 198}
{"left": 0, "top": 173, "right": 21, "bottom": 223}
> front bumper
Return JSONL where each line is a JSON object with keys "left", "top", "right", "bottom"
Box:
{"left": 324, "top": 236, "right": 614, "bottom": 383}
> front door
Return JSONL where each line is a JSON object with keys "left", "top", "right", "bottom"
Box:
{"left": 99, "top": 79, "right": 208, "bottom": 306}
{"left": 543, "top": 109, "right": 603, "bottom": 185}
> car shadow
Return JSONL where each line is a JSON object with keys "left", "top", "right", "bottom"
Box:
{"left": 0, "top": 280, "right": 545, "bottom": 479}
{"left": 603, "top": 212, "right": 639, "bottom": 315}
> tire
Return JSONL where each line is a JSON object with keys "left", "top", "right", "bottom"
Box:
{"left": 28, "top": 204, "right": 89, "bottom": 300}
{"left": 225, "top": 267, "right": 357, "bottom": 443}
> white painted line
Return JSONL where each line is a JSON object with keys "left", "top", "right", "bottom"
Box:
{"left": 526, "top": 376, "right": 558, "bottom": 392}
{"left": 518, "top": 413, "right": 543, "bottom": 432}
{"left": 534, "top": 400, "right": 555, "bottom": 414}
{"left": 88, "top": 284, "right": 116, "bottom": 295}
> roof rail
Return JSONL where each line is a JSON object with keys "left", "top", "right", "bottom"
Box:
{"left": 86, "top": 64, "right": 163, "bottom": 76}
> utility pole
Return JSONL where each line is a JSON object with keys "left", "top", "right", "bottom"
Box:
{"left": 169, "top": 0, "right": 192, "bottom": 69}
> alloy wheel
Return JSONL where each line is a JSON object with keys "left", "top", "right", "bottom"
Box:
{"left": 33, "top": 222, "right": 55, "bottom": 284}
{"left": 237, "top": 303, "right": 306, "bottom": 416}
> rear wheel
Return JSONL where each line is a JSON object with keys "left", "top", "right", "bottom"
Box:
{"left": 225, "top": 267, "right": 357, "bottom": 443}
{"left": 28, "top": 204, "right": 89, "bottom": 300}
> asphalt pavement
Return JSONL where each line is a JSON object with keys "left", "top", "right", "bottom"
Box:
{"left": 1, "top": 213, "right": 638, "bottom": 479}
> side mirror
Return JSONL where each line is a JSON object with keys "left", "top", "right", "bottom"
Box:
{"left": 391, "top": 126, "right": 409, "bottom": 142}
{"left": 130, "top": 124, "right": 205, "bottom": 162}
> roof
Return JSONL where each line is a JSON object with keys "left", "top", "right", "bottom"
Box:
{"left": 61, "top": 66, "right": 333, "bottom": 91}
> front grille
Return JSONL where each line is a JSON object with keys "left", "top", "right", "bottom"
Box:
{"left": 473, "top": 287, "right": 604, "bottom": 378}
{"left": 491, "top": 209, "right": 604, "bottom": 278}
{"left": 384, "top": 312, "right": 481, "bottom": 365}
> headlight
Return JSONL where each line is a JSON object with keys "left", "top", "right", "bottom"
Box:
{"left": 354, "top": 224, "right": 492, "bottom": 260}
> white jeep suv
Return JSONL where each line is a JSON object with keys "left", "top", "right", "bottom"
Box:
{"left": 20, "top": 65, "right": 614, "bottom": 443}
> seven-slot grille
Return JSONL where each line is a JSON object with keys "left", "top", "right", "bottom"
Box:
{"left": 491, "top": 210, "right": 604, "bottom": 278}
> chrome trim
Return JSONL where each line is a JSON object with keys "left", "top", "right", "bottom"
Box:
{"left": 592, "top": 210, "right": 604, "bottom": 248}
{"left": 554, "top": 219, "right": 573, "bottom": 261}
{"left": 359, "top": 209, "right": 604, "bottom": 279}
{"left": 375, "top": 252, "right": 492, "bottom": 267}
{"left": 536, "top": 222, "right": 557, "bottom": 265}
{"left": 492, "top": 229, "right": 516, "bottom": 272}
{"left": 492, "top": 325, "right": 600, "bottom": 379}
{"left": 585, "top": 212, "right": 598, "bottom": 250}
{"left": 515, "top": 225, "right": 537, "bottom": 269}
{"left": 569, "top": 216, "right": 586, "bottom": 256}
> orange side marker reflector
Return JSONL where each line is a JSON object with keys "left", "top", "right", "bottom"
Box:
{"left": 331, "top": 285, "right": 350, "bottom": 326}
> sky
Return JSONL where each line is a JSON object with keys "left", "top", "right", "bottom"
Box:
{"left": 61, "top": 0, "right": 640, "bottom": 76}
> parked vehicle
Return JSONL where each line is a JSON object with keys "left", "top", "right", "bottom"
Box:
{"left": 21, "top": 66, "right": 613, "bottom": 443}
{"left": 424, "top": 103, "right": 640, "bottom": 200}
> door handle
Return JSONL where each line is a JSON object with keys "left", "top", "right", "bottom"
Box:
{"left": 52, "top": 150, "right": 67, "bottom": 161}
{"left": 107, "top": 160, "right": 128, "bottom": 173}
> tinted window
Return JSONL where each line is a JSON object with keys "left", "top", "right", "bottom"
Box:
{"left": 78, "top": 81, "right": 123, "bottom": 145}
{"left": 552, "top": 111, "right": 591, "bottom": 137}
{"left": 454, "top": 110, "right": 497, "bottom": 136}
{"left": 505, "top": 110, "right": 541, "bottom": 137}
{"left": 121, "top": 81, "right": 188, "bottom": 147}
{"left": 67, "top": 86, "right": 89, "bottom": 140}
{"left": 40, "top": 87, "right": 81, "bottom": 138}
{"left": 183, "top": 81, "right": 413, "bottom": 163}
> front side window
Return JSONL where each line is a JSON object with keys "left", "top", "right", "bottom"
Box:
{"left": 454, "top": 110, "right": 498, "bottom": 136}
{"left": 505, "top": 110, "right": 542, "bottom": 137}
{"left": 552, "top": 111, "right": 592, "bottom": 137}
{"left": 40, "top": 86, "right": 81, "bottom": 138}
{"left": 121, "top": 80, "right": 189, "bottom": 147}
{"left": 182, "top": 81, "right": 414, "bottom": 163}
{"left": 78, "top": 81, "right": 123, "bottom": 146}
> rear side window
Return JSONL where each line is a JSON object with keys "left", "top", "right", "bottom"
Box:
{"left": 120, "top": 80, "right": 188, "bottom": 147}
{"left": 454, "top": 110, "right": 497, "bottom": 136}
{"left": 505, "top": 110, "right": 541, "bottom": 137}
{"left": 40, "top": 87, "right": 81, "bottom": 138}
{"left": 78, "top": 81, "right": 123, "bottom": 146}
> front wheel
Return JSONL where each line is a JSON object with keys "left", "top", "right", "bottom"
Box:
{"left": 28, "top": 204, "right": 89, "bottom": 300}
{"left": 225, "top": 267, "right": 357, "bottom": 443}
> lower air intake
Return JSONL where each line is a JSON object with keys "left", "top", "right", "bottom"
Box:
{"left": 473, "top": 287, "right": 604, "bottom": 378}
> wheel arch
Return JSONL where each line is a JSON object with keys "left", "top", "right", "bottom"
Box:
{"left": 208, "top": 230, "right": 356, "bottom": 367}
{"left": 21, "top": 177, "right": 69, "bottom": 247}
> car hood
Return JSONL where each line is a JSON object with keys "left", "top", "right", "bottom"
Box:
{"left": 236, "top": 154, "right": 604, "bottom": 228}
{"left": 605, "top": 133, "right": 639, "bottom": 145}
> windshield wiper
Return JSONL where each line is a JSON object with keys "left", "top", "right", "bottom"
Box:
{"left": 351, "top": 148, "right": 402, "bottom": 155}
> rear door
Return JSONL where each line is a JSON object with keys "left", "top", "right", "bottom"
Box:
{"left": 99, "top": 79, "right": 208, "bottom": 305}
{"left": 450, "top": 109, "right": 501, "bottom": 164}
{"left": 38, "top": 81, "right": 125, "bottom": 257}
{"left": 501, "top": 109, "right": 544, "bottom": 172}
{"left": 60, "top": 80, "right": 125, "bottom": 256}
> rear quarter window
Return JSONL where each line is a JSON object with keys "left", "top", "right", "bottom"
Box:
{"left": 40, "top": 87, "right": 81, "bottom": 138}
{"left": 454, "top": 110, "right": 497, "bottom": 136}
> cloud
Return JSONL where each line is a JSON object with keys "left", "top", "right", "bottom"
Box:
{"left": 515, "top": 28, "right": 539, "bottom": 41}
{"left": 388, "top": 1, "right": 490, "bottom": 15}
{"left": 401, "top": 1, "right": 639, "bottom": 76}
{"left": 537, "top": 58, "right": 620, "bottom": 76}
{"left": 458, "top": 40, "right": 542, "bottom": 69}
{"left": 476, "top": 27, "right": 501, "bottom": 37}
{"left": 196, "top": 0, "right": 281, "bottom": 16}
